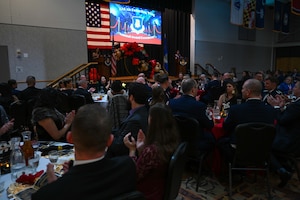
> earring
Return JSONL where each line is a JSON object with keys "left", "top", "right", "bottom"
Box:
{"left": 232, "top": 90, "right": 235, "bottom": 95}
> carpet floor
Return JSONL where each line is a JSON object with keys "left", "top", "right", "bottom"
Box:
{"left": 177, "top": 171, "right": 300, "bottom": 200}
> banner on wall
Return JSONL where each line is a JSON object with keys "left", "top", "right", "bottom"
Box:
{"left": 230, "top": 0, "right": 244, "bottom": 25}
{"left": 273, "top": 0, "right": 282, "bottom": 32}
{"left": 281, "top": 2, "right": 290, "bottom": 34}
{"left": 243, "top": 0, "right": 256, "bottom": 29}
{"left": 291, "top": 0, "right": 300, "bottom": 15}
{"left": 255, "top": 0, "right": 265, "bottom": 29}
{"left": 86, "top": 2, "right": 112, "bottom": 49}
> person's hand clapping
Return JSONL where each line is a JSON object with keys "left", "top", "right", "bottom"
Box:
{"left": 136, "top": 129, "right": 145, "bottom": 152}
{"left": 65, "top": 110, "right": 75, "bottom": 125}
{"left": 123, "top": 133, "right": 136, "bottom": 156}
{"left": 0, "top": 119, "right": 14, "bottom": 135}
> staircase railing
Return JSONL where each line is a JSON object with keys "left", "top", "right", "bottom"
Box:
{"left": 194, "top": 63, "right": 210, "bottom": 77}
{"left": 205, "top": 63, "right": 222, "bottom": 75}
{"left": 47, "top": 62, "right": 98, "bottom": 88}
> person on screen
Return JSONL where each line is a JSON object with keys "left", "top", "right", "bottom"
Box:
{"left": 32, "top": 104, "right": 137, "bottom": 200}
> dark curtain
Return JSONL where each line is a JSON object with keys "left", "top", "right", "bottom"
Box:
{"left": 143, "top": 9, "right": 191, "bottom": 76}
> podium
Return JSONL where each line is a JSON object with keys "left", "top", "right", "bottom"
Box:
{"left": 95, "top": 55, "right": 110, "bottom": 78}
{"left": 175, "top": 59, "right": 188, "bottom": 75}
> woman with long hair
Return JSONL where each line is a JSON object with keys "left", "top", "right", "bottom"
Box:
{"left": 32, "top": 87, "right": 75, "bottom": 141}
{"left": 123, "top": 103, "right": 179, "bottom": 200}
{"left": 217, "top": 81, "right": 238, "bottom": 113}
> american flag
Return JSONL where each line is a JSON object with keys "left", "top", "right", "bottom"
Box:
{"left": 86, "top": 2, "right": 112, "bottom": 49}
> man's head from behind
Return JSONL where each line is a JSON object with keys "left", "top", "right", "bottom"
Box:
{"left": 181, "top": 78, "right": 198, "bottom": 96}
{"left": 242, "top": 79, "right": 262, "bottom": 100}
{"left": 69, "top": 104, "right": 112, "bottom": 153}
{"left": 26, "top": 76, "right": 36, "bottom": 87}
{"left": 128, "top": 82, "right": 149, "bottom": 105}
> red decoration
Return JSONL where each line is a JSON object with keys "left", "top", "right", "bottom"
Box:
{"left": 132, "top": 58, "right": 140, "bottom": 66}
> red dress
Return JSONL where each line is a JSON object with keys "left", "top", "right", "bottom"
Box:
{"left": 132, "top": 144, "right": 168, "bottom": 200}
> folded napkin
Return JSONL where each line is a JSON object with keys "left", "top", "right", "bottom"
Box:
{"left": 41, "top": 145, "right": 73, "bottom": 156}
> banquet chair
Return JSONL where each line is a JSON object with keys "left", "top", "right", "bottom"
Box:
{"left": 164, "top": 142, "right": 187, "bottom": 200}
{"left": 228, "top": 122, "right": 276, "bottom": 200}
{"left": 107, "top": 94, "right": 129, "bottom": 130}
{"left": 69, "top": 94, "right": 86, "bottom": 111}
{"left": 173, "top": 115, "right": 208, "bottom": 192}
{"left": 9, "top": 101, "right": 27, "bottom": 131}
{"left": 112, "top": 190, "right": 145, "bottom": 200}
{"left": 56, "top": 91, "right": 71, "bottom": 113}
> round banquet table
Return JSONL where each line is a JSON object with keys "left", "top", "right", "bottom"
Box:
{"left": 92, "top": 93, "right": 109, "bottom": 108}
{"left": 1, "top": 142, "right": 74, "bottom": 200}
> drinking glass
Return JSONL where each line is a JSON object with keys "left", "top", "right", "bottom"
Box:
{"left": 48, "top": 150, "right": 59, "bottom": 165}
{"left": 28, "top": 151, "right": 41, "bottom": 172}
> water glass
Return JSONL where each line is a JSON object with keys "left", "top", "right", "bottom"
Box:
{"left": 28, "top": 151, "right": 41, "bottom": 172}
{"left": 48, "top": 150, "right": 59, "bottom": 164}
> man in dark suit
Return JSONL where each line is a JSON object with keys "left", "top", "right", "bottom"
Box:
{"left": 169, "top": 78, "right": 215, "bottom": 152}
{"left": 32, "top": 104, "right": 137, "bottom": 200}
{"left": 262, "top": 75, "right": 282, "bottom": 105}
{"left": 106, "top": 82, "right": 149, "bottom": 157}
{"left": 18, "top": 75, "right": 41, "bottom": 101}
{"left": 73, "top": 79, "right": 94, "bottom": 104}
{"left": 220, "top": 79, "right": 276, "bottom": 163}
{"left": 267, "top": 80, "right": 300, "bottom": 187}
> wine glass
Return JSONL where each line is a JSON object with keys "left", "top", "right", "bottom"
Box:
{"left": 48, "top": 150, "right": 59, "bottom": 165}
{"left": 28, "top": 151, "right": 41, "bottom": 173}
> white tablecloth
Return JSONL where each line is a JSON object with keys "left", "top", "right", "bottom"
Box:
{"left": 92, "top": 93, "right": 109, "bottom": 108}
{"left": 0, "top": 143, "right": 74, "bottom": 200}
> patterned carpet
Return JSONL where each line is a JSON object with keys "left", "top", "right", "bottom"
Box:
{"left": 178, "top": 172, "right": 300, "bottom": 200}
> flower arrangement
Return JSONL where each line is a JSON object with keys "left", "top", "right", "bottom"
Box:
{"left": 115, "top": 42, "right": 149, "bottom": 72}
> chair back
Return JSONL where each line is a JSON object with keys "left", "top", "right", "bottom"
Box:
{"left": 56, "top": 91, "right": 71, "bottom": 113}
{"left": 69, "top": 94, "right": 86, "bottom": 111}
{"left": 108, "top": 94, "right": 129, "bottom": 129}
{"left": 9, "top": 101, "right": 28, "bottom": 134}
{"left": 164, "top": 142, "right": 187, "bottom": 200}
{"left": 173, "top": 115, "right": 200, "bottom": 156}
{"left": 234, "top": 122, "right": 276, "bottom": 166}
{"left": 112, "top": 190, "right": 145, "bottom": 200}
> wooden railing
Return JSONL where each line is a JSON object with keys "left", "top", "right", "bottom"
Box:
{"left": 47, "top": 62, "right": 98, "bottom": 88}
{"left": 195, "top": 63, "right": 210, "bottom": 77}
{"left": 205, "top": 63, "right": 222, "bottom": 75}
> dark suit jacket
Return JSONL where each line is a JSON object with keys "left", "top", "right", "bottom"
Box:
{"left": 32, "top": 156, "right": 137, "bottom": 200}
{"left": 19, "top": 86, "right": 41, "bottom": 101}
{"left": 169, "top": 94, "right": 214, "bottom": 130}
{"left": 223, "top": 99, "right": 276, "bottom": 143}
{"left": 73, "top": 88, "right": 94, "bottom": 104}
{"left": 273, "top": 98, "right": 300, "bottom": 155}
{"left": 106, "top": 105, "right": 149, "bottom": 157}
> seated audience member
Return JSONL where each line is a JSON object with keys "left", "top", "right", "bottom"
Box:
{"left": 0, "top": 82, "right": 15, "bottom": 113}
{"left": 148, "top": 86, "right": 165, "bottom": 106}
{"left": 106, "top": 82, "right": 149, "bottom": 157}
{"left": 124, "top": 103, "right": 179, "bottom": 200}
{"left": 107, "top": 80, "right": 127, "bottom": 100}
{"left": 8, "top": 79, "right": 21, "bottom": 97}
{"left": 98, "top": 76, "right": 110, "bottom": 94}
{"left": 277, "top": 76, "right": 295, "bottom": 95}
{"left": 202, "top": 72, "right": 222, "bottom": 105}
{"left": 107, "top": 80, "right": 129, "bottom": 130}
{"left": 262, "top": 75, "right": 282, "bottom": 105}
{"left": 217, "top": 80, "right": 238, "bottom": 113}
{"left": 32, "top": 88, "right": 75, "bottom": 141}
{"left": 267, "top": 80, "right": 300, "bottom": 187}
{"left": 136, "top": 76, "right": 152, "bottom": 94}
{"left": 153, "top": 73, "right": 172, "bottom": 103}
{"left": 60, "top": 77, "right": 74, "bottom": 96}
{"left": 219, "top": 79, "right": 276, "bottom": 162}
{"left": 73, "top": 79, "right": 94, "bottom": 104}
{"left": 169, "top": 78, "right": 215, "bottom": 152}
{"left": 0, "top": 105, "right": 14, "bottom": 141}
{"left": 18, "top": 75, "right": 41, "bottom": 102}
{"left": 32, "top": 104, "right": 137, "bottom": 200}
